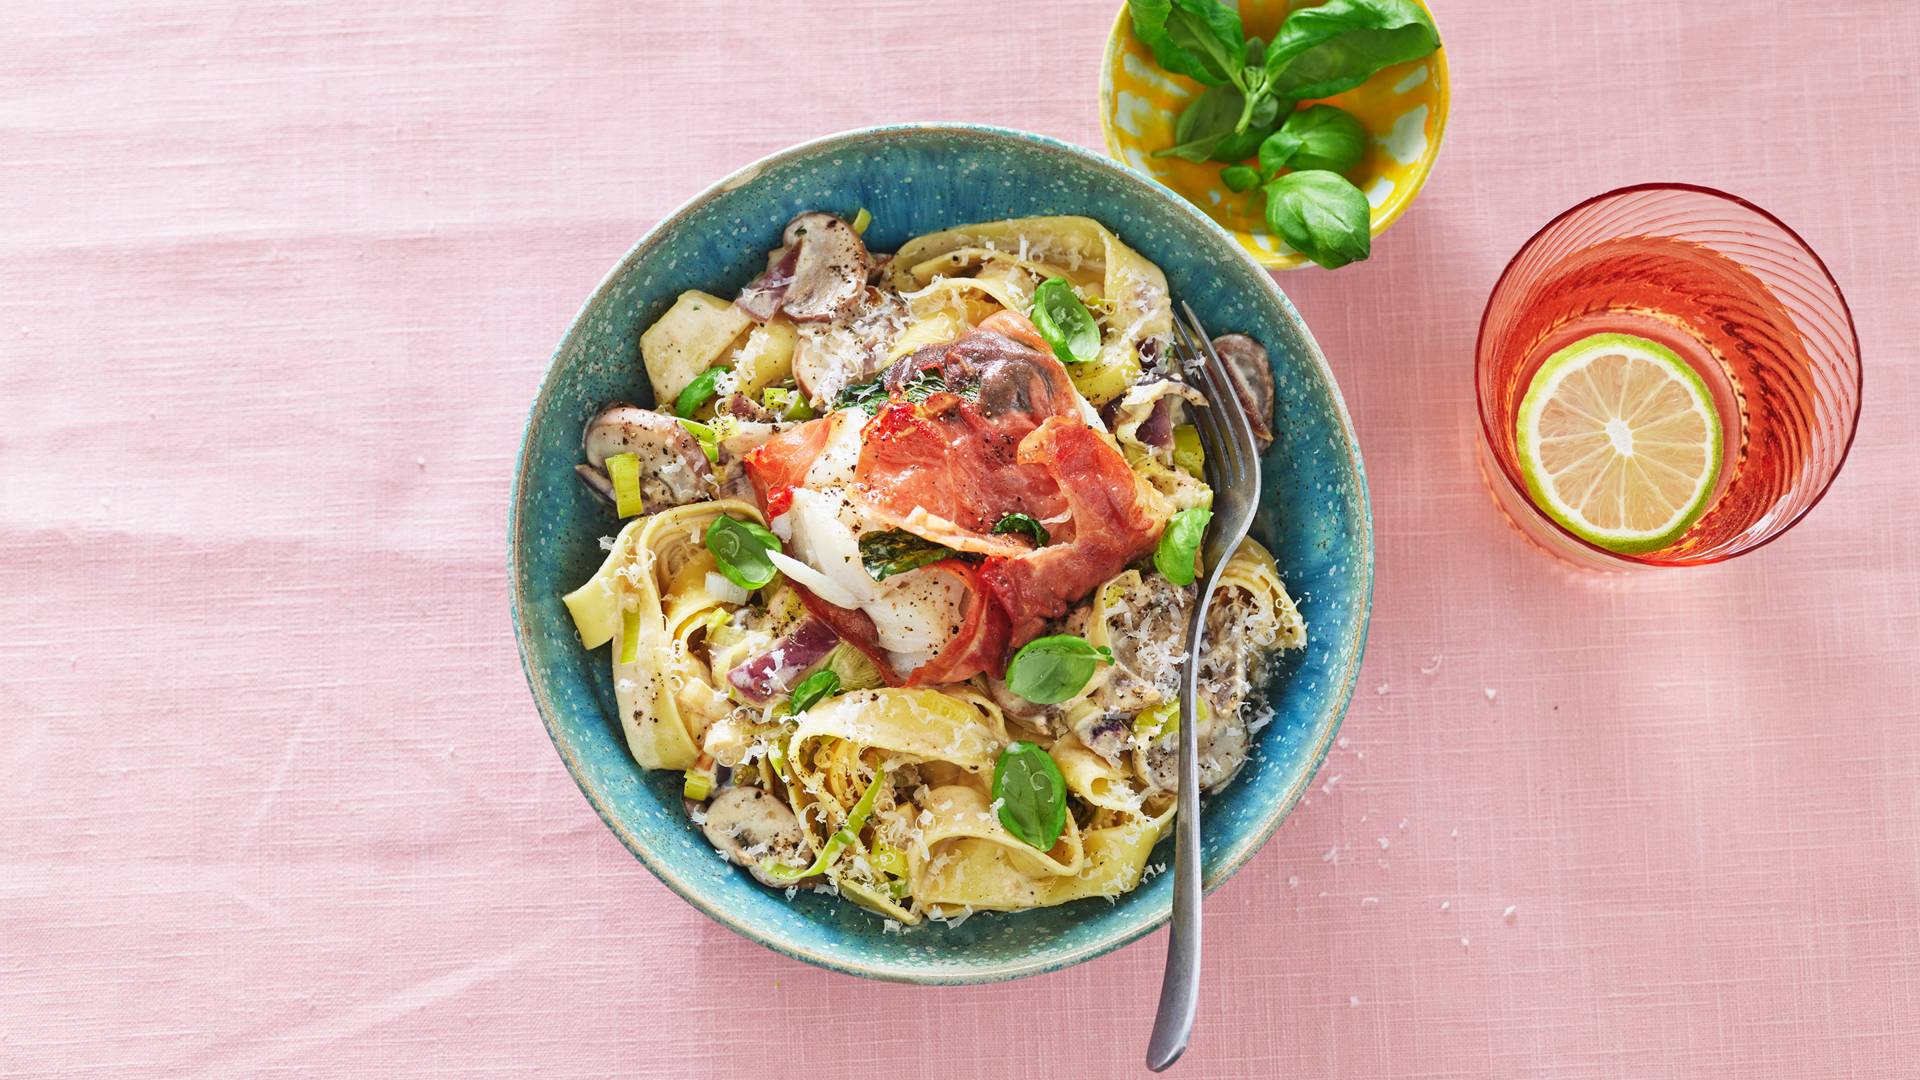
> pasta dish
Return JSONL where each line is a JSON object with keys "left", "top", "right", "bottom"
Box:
{"left": 562, "top": 211, "right": 1303, "bottom": 926}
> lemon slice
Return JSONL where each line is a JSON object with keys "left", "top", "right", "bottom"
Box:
{"left": 1516, "top": 332, "right": 1722, "bottom": 554}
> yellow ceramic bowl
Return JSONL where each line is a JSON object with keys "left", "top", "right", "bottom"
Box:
{"left": 1099, "top": 0, "right": 1449, "bottom": 270}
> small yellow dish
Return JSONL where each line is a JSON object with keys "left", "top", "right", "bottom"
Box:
{"left": 1098, "top": 0, "right": 1449, "bottom": 270}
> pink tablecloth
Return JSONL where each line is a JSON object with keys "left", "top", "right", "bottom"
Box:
{"left": 5, "top": 2, "right": 1916, "bottom": 1076}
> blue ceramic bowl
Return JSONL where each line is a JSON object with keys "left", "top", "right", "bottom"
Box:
{"left": 509, "top": 124, "right": 1372, "bottom": 984}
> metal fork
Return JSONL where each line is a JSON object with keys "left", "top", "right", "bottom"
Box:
{"left": 1146, "top": 302, "right": 1263, "bottom": 1072}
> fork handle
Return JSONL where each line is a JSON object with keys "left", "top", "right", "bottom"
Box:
{"left": 1146, "top": 573, "right": 1221, "bottom": 1071}
{"left": 1145, "top": 774, "right": 1203, "bottom": 1070}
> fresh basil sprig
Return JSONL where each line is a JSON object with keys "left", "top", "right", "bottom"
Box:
{"left": 1127, "top": 0, "right": 1246, "bottom": 87}
{"left": 706, "top": 515, "right": 781, "bottom": 590}
{"left": 786, "top": 668, "right": 840, "bottom": 715}
{"left": 1155, "top": 86, "right": 1283, "bottom": 164}
{"left": 674, "top": 366, "right": 728, "bottom": 419}
{"left": 1030, "top": 278, "right": 1101, "bottom": 365}
{"left": 993, "top": 741, "right": 1068, "bottom": 851}
{"left": 990, "top": 513, "right": 1050, "bottom": 548}
{"left": 1260, "top": 104, "right": 1368, "bottom": 176}
{"left": 1004, "top": 634, "right": 1114, "bottom": 705}
{"left": 1262, "top": 0, "right": 1440, "bottom": 101}
{"left": 1265, "top": 170, "right": 1372, "bottom": 270}
{"left": 1207, "top": 90, "right": 1283, "bottom": 163}
{"left": 1127, "top": 0, "right": 1439, "bottom": 271}
{"left": 1153, "top": 84, "right": 1242, "bottom": 162}
{"left": 859, "top": 529, "right": 967, "bottom": 581}
{"left": 1155, "top": 506, "right": 1213, "bottom": 587}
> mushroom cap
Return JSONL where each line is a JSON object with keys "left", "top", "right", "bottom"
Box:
{"left": 779, "top": 212, "right": 872, "bottom": 323}
{"left": 1134, "top": 704, "right": 1248, "bottom": 795}
{"left": 700, "top": 785, "right": 809, "bottom": 887}
{"left": 1209, "top": 333, "right": 1276, "bottom": 449}
{"left": 1072, "top": 712, "right": 1133, "bottom": 769}
{"left": 578, "top": 403, "right": 716, "bottom": 512}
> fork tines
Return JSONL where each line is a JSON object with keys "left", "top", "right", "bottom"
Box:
{"left": 1168, "top": 304, "right": 1256, "bottom": 498}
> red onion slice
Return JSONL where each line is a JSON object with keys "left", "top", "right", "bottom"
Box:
{"left": 725, "top": 617, "right": 840, "bottom": 703}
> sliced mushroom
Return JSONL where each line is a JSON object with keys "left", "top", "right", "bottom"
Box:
{"left": 778, "top": 212, "right": 872, "bottom": 323}
{"left": 701, "top": 785, "right": 810, "bottom": 887}
{"left": 576, "top": 403, "right": 716, "bottom": 512}
{"left": 1210, "top": 334, "right": 1275, "bottom": 450}
{"left": 1093, "top": 574, "right": 1193, "bottom": 715}
{"left": 1134, "top": 705, "right": 1249, "bottom": 795}
{"left": 1073, "top": 712, "right": 1133, "bottom": 768}
{"left": 791, "top": 315, "right": 893, "bottom": 408}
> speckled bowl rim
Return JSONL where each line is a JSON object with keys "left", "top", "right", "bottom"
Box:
{"left": 508, "top": 122, "right": 1375, "bottom": 984}
{"left": 1095, "top": 0, "right": 1451, "bottom": 270}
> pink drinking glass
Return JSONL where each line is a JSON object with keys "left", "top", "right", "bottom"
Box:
{"left": 1475, "top": 183, "right": 1862, "bottom": 569}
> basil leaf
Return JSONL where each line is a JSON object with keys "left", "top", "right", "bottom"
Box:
{"left": 1206, "top": 90, "right": 1282, "bottom": 162}
{"left": 1155, "top": 506, "right": 1213, "bottom": 586}
{"left": 1243, "top": 35, "right": 1265, "bottom": 67}
{"left": 1264, "top": 170, "right": 1372, "bottom": 269}
{"left": 1260, "top": 104, "right": 1368, "bottom": 177}
{"left": 859, "top": 529, "right": 965, "bottom": 581}
{"left": 1004, "top": 634, "right": 1113, "bottom": 705}
{"left": 990, "top": 513, "right": 1050, "bottom": 547}
{"left": 1126, "top": 0, "right": 1246, "bottom": 87}
{"left": 992, "top": 741, "right": 1068, "bottom": 851}
{"left": 834, "top": 378, "right": 889, "bottom": 415}
{"left": 1221, "top": 165, "right": 1261, "bottom": 193}
{"left": 1263, "top": 0, "right": 1440, "bottom": 101}
{"left": 674, "top": 366, "right": 728, "bottom": 419}
{"left": 706, "top": 514, "right": 781, "bottom": 590}
{"left": 736, "top": 517, "right": 780, "bottom": 548}
{"left": 1151, "top": 84, "right": 1243, "bottom": 161}
{"left": 1029, "top": 278, "right": 1101, "bottom": 365}
{"left": 786, "top": 668, "right": 840, "bottom": 715}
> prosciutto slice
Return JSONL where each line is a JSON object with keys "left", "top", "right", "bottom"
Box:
{"left": 742, "top": 412, "right": 836, "bottom": 510}
{"left": 741, "top": 311, "right": 1170, "bottom": 684}
{"left": 857, "top": 314, "right": 1171, "bottom": 643}
{"left": 853, "top": 312, "right": 1081, "bottom": 554}
{"left": 977, "top": 417, "right": 1170, "bottom": 643}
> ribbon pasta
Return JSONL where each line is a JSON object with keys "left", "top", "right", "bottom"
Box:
{"left": 562, "top": 214, "right": 1305, "bottom": 926}
{"left": 563, "top": 499, "right": 767, "bottom": 770}
{"left": 890, "top": 216, "right": 1173, "bottom": 405}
